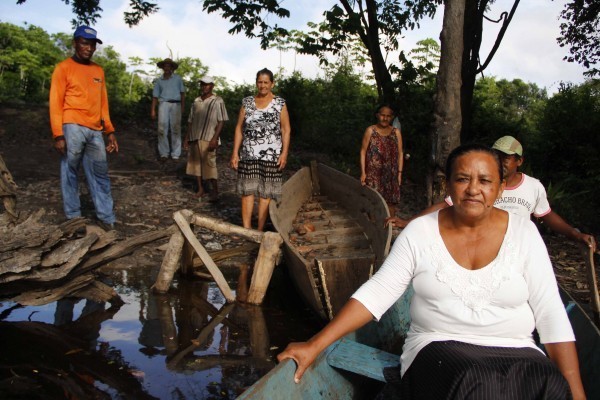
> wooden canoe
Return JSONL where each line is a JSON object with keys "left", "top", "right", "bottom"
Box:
{"left": 269, "top": 162, "right": 392, "bottom": 320}
{"left": 238, "top": 286, "right": 600, "bottom": 399}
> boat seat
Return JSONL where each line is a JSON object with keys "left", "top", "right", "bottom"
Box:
{"left": 327, "top": 337, "right": 400, "bottom": 382}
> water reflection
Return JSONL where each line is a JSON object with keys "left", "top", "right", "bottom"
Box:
{"left": 0, "top": 262, "right": 321, "bottom": 399}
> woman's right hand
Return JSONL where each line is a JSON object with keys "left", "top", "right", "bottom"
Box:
{"left": 277, "top": 341, "right": 320, "bottom": 383}
{"left": 360, "top": 173, "right": 366, "bottom": 186}
{"left": 230, "top": 154, "right": 239, "bottom": 170}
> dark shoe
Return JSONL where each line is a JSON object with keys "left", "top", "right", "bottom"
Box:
{"left": 97, "top": 220, "right": 115, "bottom": 231}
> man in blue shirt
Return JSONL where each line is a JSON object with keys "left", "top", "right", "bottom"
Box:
{"left": 151, "top": 58, "right": 185, "bottom": 160}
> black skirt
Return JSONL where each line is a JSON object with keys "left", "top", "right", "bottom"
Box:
{"left": 377, "top": 341, "right": 571, "bottom": 400}
{"left": 236, "top": 159, "right": 282, "bottom": 200}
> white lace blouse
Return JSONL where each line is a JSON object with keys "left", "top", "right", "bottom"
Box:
{"left": 352, "top": 210, "right": 575, "bottom": 376}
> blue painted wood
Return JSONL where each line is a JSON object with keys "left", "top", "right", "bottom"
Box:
{"left": 327, "top": 338, "right": 400, "bottom": 382}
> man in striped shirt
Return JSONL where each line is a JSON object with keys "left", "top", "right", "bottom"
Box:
{"left": 183, "top": 76, "right": 229, "bottom": 201}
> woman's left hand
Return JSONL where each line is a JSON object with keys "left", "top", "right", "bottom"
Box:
{"left": 398, "top": 171, "right": 402, "bottom": 186}
{"left": 277, "top": 153, "right": 288, "bottom": 170}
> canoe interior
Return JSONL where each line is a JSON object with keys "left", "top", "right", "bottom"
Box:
{"left": 239, "top": 286, "right": 600, "bottom": 399}
{"left": 269, "top": 163, "right": 391, "bottom": 320}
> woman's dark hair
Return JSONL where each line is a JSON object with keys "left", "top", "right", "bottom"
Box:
{"left": 445, "top": 143, "right": 504, "bottom": 182}
{"left": 256, "top": 68, "right": 274, "bottom": 82}
{"left": 375, "top": 104, "right": 395, "bottom": 115}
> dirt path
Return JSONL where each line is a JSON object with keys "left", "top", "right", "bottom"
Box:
{"left": 0, "top": 104, "right": 596, "bottom": 309}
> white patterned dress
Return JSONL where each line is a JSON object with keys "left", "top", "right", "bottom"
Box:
{"left": 236, "top": 95, "right": 286, "bottom": 199}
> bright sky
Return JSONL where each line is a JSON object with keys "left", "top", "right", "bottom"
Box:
{"left": 1, "top": 0, "right": 588, "bottom": 92}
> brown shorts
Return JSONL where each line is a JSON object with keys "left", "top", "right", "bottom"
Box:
{"left": 186, "top": 140, "right": 218, "bottom": 179}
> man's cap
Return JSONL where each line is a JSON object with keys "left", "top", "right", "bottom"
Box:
{"left": 157, "top": 58, "right": 179, "bottom": 70}
{"left": 73, "top": 25, "right": 102, "bottom": 44}
{"left": 492, "top": 136, "right": 523, "bottom": 156}
{"left": 200, "top": 76, "right": 215, "bottom": 84}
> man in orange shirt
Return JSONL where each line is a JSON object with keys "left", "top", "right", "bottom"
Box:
{"left": 49, "top": 25, "right": 118, "bottom": 231}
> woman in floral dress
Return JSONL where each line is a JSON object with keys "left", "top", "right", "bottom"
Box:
{"left": 360, "top": 104, "right": 403, "bottom": 217}
{"left": 230, "top": 68, "right": 291, "bottom": 231}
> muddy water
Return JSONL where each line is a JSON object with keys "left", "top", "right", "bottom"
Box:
{"left": 0, "top": 261, "right": 323, "bottom": 399}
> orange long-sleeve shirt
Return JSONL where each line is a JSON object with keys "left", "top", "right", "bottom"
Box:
{"left": 49, "top": 57, "right": 115, "bottom": 139}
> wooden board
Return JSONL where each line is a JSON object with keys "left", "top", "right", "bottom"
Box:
{"left": 327, "top": 338, "right": 399, "bottom": 382}
{"left": 316, "top": 256, "right": 374, "bottom": 319}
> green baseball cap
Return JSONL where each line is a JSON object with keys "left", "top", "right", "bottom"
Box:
{"left": 492, "top": 136, "right": 523, "bottom": 156}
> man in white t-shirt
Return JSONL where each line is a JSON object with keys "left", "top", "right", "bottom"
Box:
{"left": 389, "top": 136, "right": 596, "bottom": 251}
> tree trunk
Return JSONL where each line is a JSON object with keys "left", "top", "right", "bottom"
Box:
{"left": 460, "top": 0, "right": 485, "bottom": 143}
{"left": 428, "top": 0, "right": 466, "bottom": 204}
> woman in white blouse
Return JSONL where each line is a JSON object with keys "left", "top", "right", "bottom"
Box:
{"left": 278, "top": 144, "right": 585, "bottom": 399}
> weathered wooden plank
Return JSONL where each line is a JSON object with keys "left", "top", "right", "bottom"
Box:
{"left": 292, "top": 226, "right": 364, "bottom": 239}
{"left": 40, "top": 233, "right": 98, "bottom": 268}
{"left": 327, "top": 338, "right": 400, "bottom": 382}
{"left": 190, "top": 212, "right": 265, "bottom": 244}
{"left": 11, "top": 274, "right": 95, "bottom": 306}
{"left": 295, "top": 218, "right": 358, "bottom": 230}
{"left": 173, "top": 211, "right": 235, "bottom": 303}
{"left": 297, "top": 209, "right": 347, "bottom": 219}
{"left": 88, "top": 226, "right": 119, "bottom": 251}
{"left": 0, "top": 154, "right": 18, "bottom": 219}
{"left": 247, "top": 231, "right": 283, "bottom": 304}
{"left": 76, "top": 225, "right": 176, "bottom": 275}
{"left": 0, "top": 248, "right": 41, "bottom": 279}
{"left": 152, "top": 231, "right": 185, "bottom": 293}
{"left": 316, "top": 256, "right": 374, "bottom": 319}
{"left": 298, "top": 238, "right": 371, "bottom": 253}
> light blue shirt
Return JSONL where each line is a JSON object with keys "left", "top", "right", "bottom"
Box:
{"left": 152, "top": 74, "right": 185, "bottom": 102}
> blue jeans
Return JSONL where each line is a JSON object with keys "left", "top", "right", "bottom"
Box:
{"left": 157, "top": 101, "right": 181, "bottom": 158}
{"left": 61, "top": 124, "right": 115, "bottom": 224}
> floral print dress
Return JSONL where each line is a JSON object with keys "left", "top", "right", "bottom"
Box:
{"left": 365, "top": 127, "right": 401, "bottom": 204}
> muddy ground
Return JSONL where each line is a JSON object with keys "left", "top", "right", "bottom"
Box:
{"left": 0, "top": 103, "right": 596, "bottom": 309}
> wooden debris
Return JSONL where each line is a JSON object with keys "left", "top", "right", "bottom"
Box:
{"left": 190, "top": 212, "right": 265, "bottom": 243}
{"left": 11, "top": 274, "right": 95, "bottom": 306}
{"left": 0, "top": 209, "right": 175, "bottom": 306}
{"left": 0, "top": 154, "right": 18, "bottom": 220}
{"left": 152, "top": 230, "right": 185, "bottom": 293}
{"left": 247, "top": 231, "right": 283, "bottom": 305}
{"left": 173, "top": 210, "right": 235, "bottom": 303}
{"left": 153, "top": 210, "right": 283, "bottom": 306}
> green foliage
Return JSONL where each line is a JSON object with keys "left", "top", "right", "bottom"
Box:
{"left": 470, "top": 77, "right": 547, "bottom": 146}
{"left": 0, "top": 22, "right": 64, "bottom": 103}
{"left": 558, "top": 0, "right": 600, "bottom": 77}
{"left": 16, "top": 0, "right": 159, "bottom": 28}
{"left": 525, "top": 80, "right": 600, "bottom": 229}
